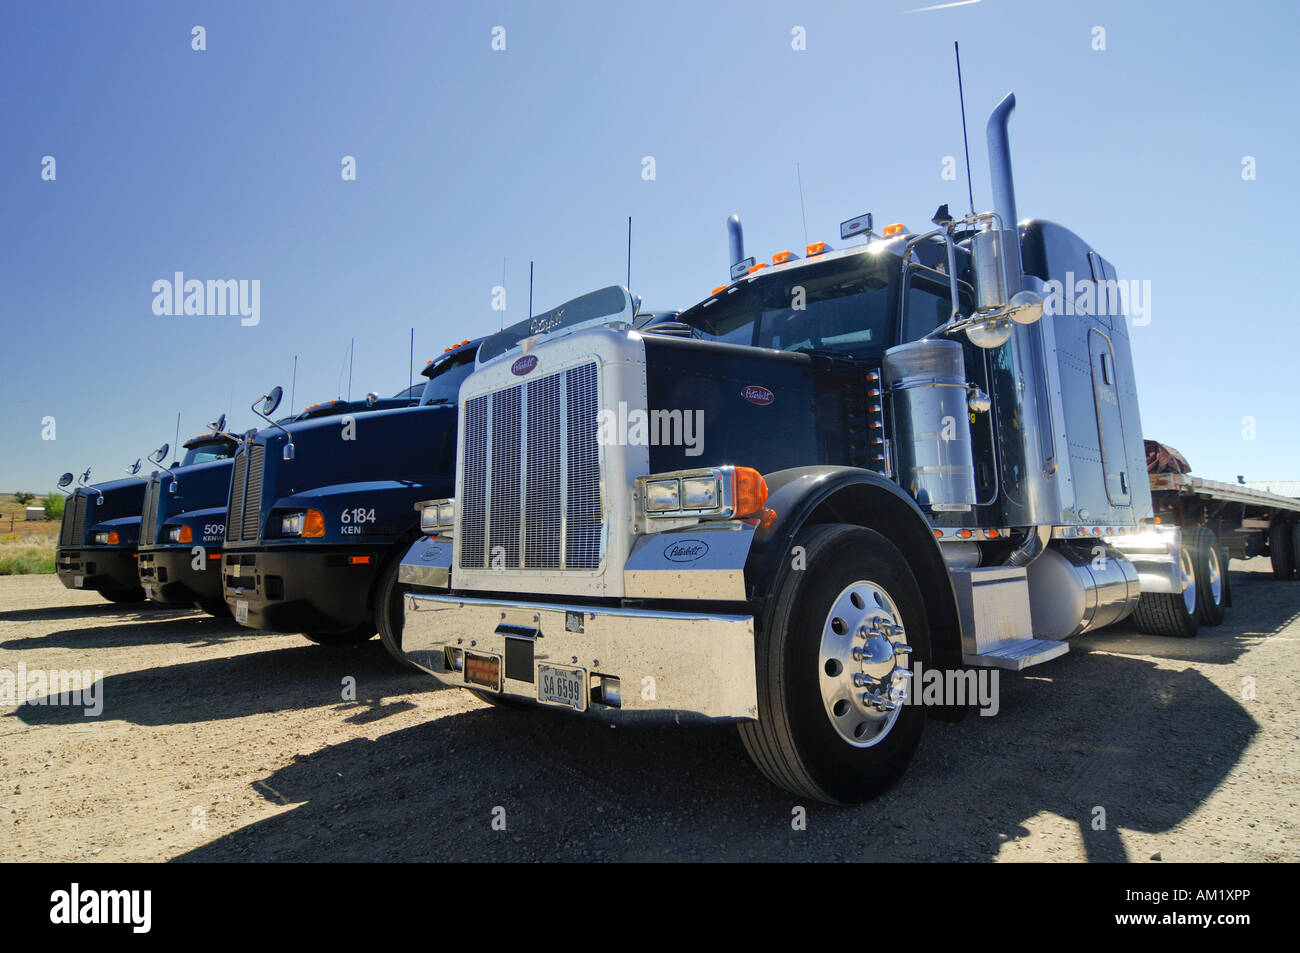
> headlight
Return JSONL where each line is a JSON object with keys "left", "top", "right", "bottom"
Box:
{"left": 92, "top": 531, "right": 120, "bottom": 545}
{"left": 167, "top": 525, "right": 193, "bottom": 543}
{"left": 418, "top": 499, "right": 455, "bottom": 534}
{"left": 637, "top": 466, "right": 768, "bottom": 520}
{"left": 281, "top": 509, "right": 325, "bottom": 538}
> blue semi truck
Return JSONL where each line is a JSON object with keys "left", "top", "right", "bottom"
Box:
{"left": 55, "top": 466, "right": 151, "bottom": 603}
{"left": 221, "top": 339, "right": 480, "bottom": 653}
{"left": 136, "top": 426, "right": 241, "bottom": 614}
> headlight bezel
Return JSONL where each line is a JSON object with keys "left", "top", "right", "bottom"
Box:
{"left": 417, "top": 498, "right": 455, "bottom": 535}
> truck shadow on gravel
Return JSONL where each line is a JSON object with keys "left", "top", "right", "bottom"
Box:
{"left": 173, "top": 648, "right": 1257, "bottom": 863}
{"left": 9, "top": 639, "right": 436, "bottom": 728}
{"left": 1, "top": 615, "right": 254, "bottom": 651}
{"left": 0, "top": 601, "right": 189, "bottom": 624}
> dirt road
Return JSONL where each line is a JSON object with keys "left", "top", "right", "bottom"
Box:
{"left": 1, "top": 563, "right": 1296, "bottom": 862}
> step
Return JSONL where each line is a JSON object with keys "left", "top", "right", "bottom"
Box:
{"left": 963, "top": 638, "right": 1069, "bottom": 671}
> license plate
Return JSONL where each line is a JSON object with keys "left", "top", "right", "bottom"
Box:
{"left": 230, "top": 564, "right": 240, "bottom": 578}
{"left": 73, "top": 575, "right": 84, "bottom": 588}
{"left": 537, "top": 663, "right": 587, "bottom": 711}
{"left": 144, "top": 585, "right": 157, "bottom": 599}
{"left": 234, "top": 600, "right": 248, "bottom": 624}
{"left": 463, "top": 652, "right": 501, "bottom": 691}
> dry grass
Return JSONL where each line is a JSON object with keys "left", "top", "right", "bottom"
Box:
{"left": 0, "top": 532, "right": 57, "bottom": 575}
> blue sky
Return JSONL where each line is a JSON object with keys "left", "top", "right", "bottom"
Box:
{"left": 2, "top": 0, "right": 1296, "bottom": 492}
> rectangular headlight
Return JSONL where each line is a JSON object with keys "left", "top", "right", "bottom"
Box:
{"left": 92, "top": 532, "right": 109, "bottom": 545}
{"left": 281, "top": 512, "right": 304, "bottom": 536}
{"left": 419, "top": 499, "right": 455, "bottom": 534}
{"left": 644, "top": 480, "right": 680, "bottom": 512}
{"left": 681, "top": 475, "right": 720, "bottom": 510}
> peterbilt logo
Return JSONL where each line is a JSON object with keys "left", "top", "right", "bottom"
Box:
{"left": 741, "top": 385, "right": 774, "bottom": 406}
{"left": 663, "top": 539, "right": 709, "bottom": 563}
{"left": 511, "top": 355, "right": 538, "bottom": 376}
{"left": 419, "top": 545, "right": 445, "bottom": 562}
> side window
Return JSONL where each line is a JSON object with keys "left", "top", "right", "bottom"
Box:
{"left": 903, "top": 279, "right": 952, "bottom": 343}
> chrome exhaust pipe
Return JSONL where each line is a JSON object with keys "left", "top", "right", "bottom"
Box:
{"left": 985, "top": 92, "right": 1023, "bottom": 293}
{"left": 727, "top": 214, "right": 745, "bottom": 268}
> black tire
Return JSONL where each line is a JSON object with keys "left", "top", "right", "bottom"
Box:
{"left": 303, "top": 624, "right": 375, "bottom": 646}
{"left": 101, "top": 587, "right": 146, "bottom": 604}
{"left": 1131, "top": 540, "right": 1199, "bottom": 637}
{"left": 199, "top": 600, "right": 231, "bottom": 618}
{"left": 1269, "top": 521, "right": 1295, "bottom": 580}
{"left": 467, "top": 689, "right": 530, "bottom": 710}
{"left": 738, "top": 523, "right": 930, "bottom": 804}
{"left": 375, "top": 549, "right": 421, "bottom": 670}
{"left": 1187, "top": 527, "right": 1226, "bottom": 626}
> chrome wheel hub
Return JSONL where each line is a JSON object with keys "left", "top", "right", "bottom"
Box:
{"left": 1180, "top": 546, "right": 1197, "bottom": 615}
{"left": 1207, "top": 545, "right": 1223, "bottom": 605}
{"left": 818, "top": 580, "right": 911, "bottom": 748}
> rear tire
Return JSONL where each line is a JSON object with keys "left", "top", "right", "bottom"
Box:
{"left": 1131, "top": 540, "right": 1199, "bottom": 638}
{"left": 1269, "top": 521, "right": 1295, "bottom": 580}
{"left": 303, "top": 625, "right": 375, "bottom": 646}
{"left": 375, "top": 550, "right": 421, "bottom": 670}
{"left": 738, "top": 523, "right": 930, "bottom": 804}
{"left": 101, "top": 587, "right": 146, "bottom": 604}
{"left": 1188, "top": 527, "right": 1226, "bottom": 626}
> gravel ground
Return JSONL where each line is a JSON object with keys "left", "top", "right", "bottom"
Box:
{"left": 1, "top": 562, "right": 1296, "bottom": 862}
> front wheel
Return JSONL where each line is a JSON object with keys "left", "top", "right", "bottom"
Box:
{"left": 375, "top": 550, "right": 421, "bottom": 670}
{"left": 738, "top": 523, "right": 930, "bottom": 804}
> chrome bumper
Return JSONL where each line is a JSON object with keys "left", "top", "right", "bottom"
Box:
{"left": 402, "top": 592, "right": 758, "bottom": 724}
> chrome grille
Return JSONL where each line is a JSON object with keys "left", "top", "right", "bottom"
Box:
{"left": 242, "top": 444, "right": 265, "bottom": 540}
{"left": 59, "top": 493, "right": 82, "bottom": 546}
{"left": 140, "top": 479, "right": 160, "bottom": 545}
{"left": 460, "top": 362, "right": 601, "bottom": 570}
{"left": 226, "top": 447, "right": 247, "bottom": 542}
{"left": 71, "top": 493, "right": 88, "bottom": 545}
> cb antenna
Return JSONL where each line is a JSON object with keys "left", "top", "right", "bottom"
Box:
{"left": 954, "top": 41, "right": 976, "bottom": 216}
{"left": 528, "top": 260, "right": 534, "bottom": 321}
{"left": 796, "top": 162, "right": 809, "bottom": 247}
{"left": 626, "top": 216, "right": 632, "bottom": 290}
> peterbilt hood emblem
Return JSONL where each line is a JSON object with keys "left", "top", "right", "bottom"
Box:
{"left": 741, "top": 385, "right": 774, "bottom": 406}
{"left": 419, "top": 545, "right": 445, "bottom": 561}
{"left": 511, "top": 355, "right": 539, "bottom": 376}
{"left": 663, "top": 539, "right": 709, "bottom": 563}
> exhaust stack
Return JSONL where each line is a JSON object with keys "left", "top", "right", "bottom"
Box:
{"left": 727, "top": 214, "right": 744, "bottom": 269}
{"left": 985, "top": 92, "right": 1023, "bottom": 294}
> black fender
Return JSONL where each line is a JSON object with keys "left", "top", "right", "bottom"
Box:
{"left": 746, "top": 465, "right": 964, "bottom": 681}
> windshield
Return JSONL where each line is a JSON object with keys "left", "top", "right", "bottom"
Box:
{"left": 180, "top": 440, "right": 235, "bottom": 467}
{"left": 419, "top": 350, "right": 477, "bottom": 406}
{"left": 679, "top": 253, "right": 899, "bottom": 358}
{"left": 477, "top": 286, "right": 633, "bottom": 364}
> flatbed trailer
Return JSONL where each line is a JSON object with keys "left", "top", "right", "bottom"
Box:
{"left": 1150, "top": 471, "right": 1300, "bottom": 580}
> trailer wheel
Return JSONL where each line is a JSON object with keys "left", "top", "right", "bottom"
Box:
{"left": 375, "top": 551, "right": 420, "bottom": 670}
{"left": 101, "top": 587, "right": 146, "bottom": 604}
{"left": 303, "top": 624, "right": 375, "bottom": 646}
{"left": 1269, "top": 521, "right": 1295, "bottom": 580}
{"left": 1188, "top": 527, "right": 1226, "bottom": 626}
{"left": 738, "top": 523, "right": 929, "bottom": 804}
{"left": 1131, "top": 543, "right": 1199, "bottom": 638}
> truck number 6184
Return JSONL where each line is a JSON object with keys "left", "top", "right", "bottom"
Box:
{"left": 340, "top": 508, "right": 376, "bottom": 525}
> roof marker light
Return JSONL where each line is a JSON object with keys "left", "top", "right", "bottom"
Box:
{"left": 748, "top": 262, "right": 768, "bottom": 275}
{"left": 883, "top": 223, "right": 906, "bottom": 237}
{"left": 806, "top": 241, "right": 831, "bottom": 257}
{"left": 772, "top": 250, "right": 799, "bottom": 265}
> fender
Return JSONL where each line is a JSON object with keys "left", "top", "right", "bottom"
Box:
{"left": 747, "top": 465, "right": 965, "bottom": 680}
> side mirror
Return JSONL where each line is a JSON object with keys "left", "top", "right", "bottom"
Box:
{"left": 261, "top": 386, "right": 283, "bottom": 417}
{"left": 57, "top": 472, "right": 74, "bottom": 488}
{"left": 965, "top": 316, "right": 1013, "bottom": 350}
{"left": 1006, "top": 290, "right": 1044, "bottom": 326}
{"left": 211, "top": 413, "right": 227, "bottom": 434}
{"left": 129, "top": 459, "right": 142, "bottom": 475}
{"left": 365, "top": 392, "right": 379, "bottom": 408}
{"left": 151, "top": 443, "right": 170, "bottom": 465}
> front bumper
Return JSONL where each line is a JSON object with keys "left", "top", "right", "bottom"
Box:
{"left": 402, "top": 592, "right": 758, "bottom": 724}
{"left": 139, "top": 546, "right": 224, "bottom": 607}
{"left": 222, "top": 546, "right": 385, "bottom": 633}
{"left": 56, "top": 547, "right": 139, "bottom": 594}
